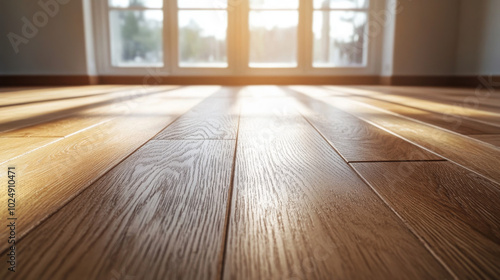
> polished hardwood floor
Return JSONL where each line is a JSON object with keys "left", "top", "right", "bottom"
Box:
{"left": 0, "top": 85, "right": 499, "bottom": 279}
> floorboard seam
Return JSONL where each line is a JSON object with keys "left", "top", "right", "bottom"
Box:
{"left": 298, "top": 110, "right": 458, "bottom": 279}
{"left": 348, "top": 159, "right": 448, "bottom": 164}
{"left": 218, "top": 106, "right": 241, "bottom": 280}
{"left": 351, "top": 168, "right": 459, "bottom": 280}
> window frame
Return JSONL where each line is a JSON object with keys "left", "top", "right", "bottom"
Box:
{"left": 92, "top": 0, "right": 382, "bottom": 76}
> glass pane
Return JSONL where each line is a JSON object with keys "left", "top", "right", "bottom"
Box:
{"left": 313, "top": 0, "right": 368, "bottom": 9}
{"left": 249, "top": 0, "right": 298, "bottom": 9}
{"left": 178, "top": 11, "right": 228, "bottom": 67}
{"left": 109, "top": 0, "right": 163, "bottom": 8}
{"left": 249, "top": 11, "right": 298, "bottom": 67}
{"left": 178, "top": 0, "right": 227, "bottom": 9}
{"left": 313, "top": 11, "right": 367, "bottom": 67}
{"left": 109, "top": 10, "right": 163, "bottom": 67}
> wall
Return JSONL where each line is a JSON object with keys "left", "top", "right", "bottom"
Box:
{"left": 455, "top": 0, "right": 500, "bottom": 75}
{"left": 0, "top": 0, "right": 89, "bottom": 75}
{"left": 391, "top": 0, "right": 460, "bottom": 76}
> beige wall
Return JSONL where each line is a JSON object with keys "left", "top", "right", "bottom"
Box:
{"left": 0, "top": 0, "right": 89, "bottom": 75}
{"left": 455, "top": 0, "right": 500, "bottom": 75}
{"left": 391, "top": 0, "right": 460, "bottom": 76}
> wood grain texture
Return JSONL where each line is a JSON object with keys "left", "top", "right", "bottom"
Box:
{"left": 155, "top": 88, "right": 240, "bottom": 140}
{"left": 306, "top": 86, "right": 500, "bottom": 135}
{"left": 292, "top": 87, "right": 500, "bottom": 184}
{"left": 0, "top": 137, "right": 61, "bottom": 163}
{"left": 352, "top": 161, "right": 500, "bottom": 279}
{"left": 324, "top": 86, "right": 500, "bottom": 127}
{"left": 0, "top": 89, "right": 214, "bottom": 252}
{"left": 0, "top": 140, "right": 235, "bottom": 280}
{"left": 0, "top": 86, "right": 176, "bottom": 134}
{"left": 292, "top": 90, "right": 443, "bottom": 162}
{"left": 223, "top": 95, "right": 451, "bottom": 279}
{"left": 470, "top": 134, "right": 500, "bottom": 147}
{"left": 356, "top": 86, "right": 500, "bottom": 112}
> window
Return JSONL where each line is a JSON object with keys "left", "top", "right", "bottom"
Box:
{"left": 108, "top": 0, "right": 164, "bottom": 67}
{"left": 248, "top": 0, "right": 299, "bottom": 68}
{"left": 177, "top": 0, "right": 228, "bottom": 67}
{"left": 312, "top": 0, "right": 369, "bottom": 67}
{"left": 96, "top": 0, "right": 374, "bottom": 74}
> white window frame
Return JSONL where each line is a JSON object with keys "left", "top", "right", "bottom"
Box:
{"left": 92, "top": 0, "right": 382, "bottom": 76}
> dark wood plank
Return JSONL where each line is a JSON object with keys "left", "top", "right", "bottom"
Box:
{"left": 1, "top": 140, "right": 235, "bottom": 280}
{"left": 292, "top": 90, "right": 443, "bottom": 162}
{"left": 352, "top": 161, "right": 500, "bottom": 279}
{"left": 223, "top": 94, "right": 451, "bottom": 279}
{"left": 155, "top": 88, "right": 240, "bottom": 140}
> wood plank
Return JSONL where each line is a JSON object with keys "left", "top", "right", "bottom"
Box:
{"left": 357, "top": 86, "right": 500, "bottom": 112}
{"left": 350, "top": 95, "right": 500, "bottom": 135}
{"left": 292, "top": 91, "right": 443, "bottom": 162}
{"left": 0, "top": 87, "right": 216, "bottom": 252}
{"left": 0, "top": 140, "right": 235, "bottom": 280}
{"left": 155, "top": 87, "right": 240, "bottom": 140}
{"left": 0, "top": 86, "right": 176, "bottom": 133}
{"left": 352, "top": 161, "right": 500, "bottom": 279}
{"left": 0, "top": 85, "right": 122, "bottom": 106}
{"left": 290, "top": 86, "right": 500, "bottom": 136}
{"left": 0, "top": 137, "right": 61, "bottom": 163}
{"left": 223, "top": 92, "right": 451, "bottom": 279}
{"left": 324, "top": 86, "right": 500, "bottom": 127}
{"left": 292, "top": 87, "right": 500, "bottom": 184}
{"left": 470, "top": 134, "right": 500, "bottom": 147}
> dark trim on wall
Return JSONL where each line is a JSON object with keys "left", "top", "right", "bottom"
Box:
{"left": 381, "top": 75, "right": 500, "bottom": 88}
{"left": 0, "top": 75, "right": 498, "bottom": 87}
{"left": 0, "top": 75, "right": 99, "bottom": 86}
{"left": 99, "top": 75, "right": 381, "bottom": 85}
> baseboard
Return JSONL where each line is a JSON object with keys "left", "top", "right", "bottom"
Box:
{"left": 98, "top": 75, "right": 380, "bottom": 85}
{"left": 1, "top": 75, "right": 498, "bottom": 87}
{"left": 381, "top": 75, "right": 500, "bottom": 88}
{"left": 0, "top": 75, "right": 99, "bottom": 86}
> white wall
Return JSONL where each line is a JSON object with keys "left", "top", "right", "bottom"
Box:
{"left": 455, "top": 0, "right": 500, "bottom": 75}
{"left": 391, "top": 0, "right": 460, "bottom": 76}
{"left": 0, "top": 0, "right": 89, "bottom": 75}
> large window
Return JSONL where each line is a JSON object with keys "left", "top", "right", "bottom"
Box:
{"left": 97, "top": 0, "right": 373, "bottom": 74}
{"left": 248, "top": 0, "right": 299, "bottom": 68}
{"left": 108, "top": 0, "right": 164, "bottom": 67}
{"left": 177, "top": 0, "right": 228, "bottom": 67}
{"left": 312, "top": 0, "right": 369, "bottom": 67}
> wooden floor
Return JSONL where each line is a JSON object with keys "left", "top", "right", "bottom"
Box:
{"left": 1, "top": 85, "right": 499, "bottom": 279}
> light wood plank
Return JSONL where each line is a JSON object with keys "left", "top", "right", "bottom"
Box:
{"left": 0, "top": 86, "right": 176, "bottom": 133}
{"left": 292, "top": 86, "right": 500, "bottom": 184}
{"left": 0, "top": 87, "right": 217, "bottom": 252}
{"left": 155, "top": 87, "right": 240, "bottom": 140}
{"left": 357, "top": 86, "right": 500, "bottom": 112}
{"left": 325, "top": 86, "right": 500, "bottom": 127}
{"left": 352, "top": 161, "right": 500, "bottom": 279}
{"left": 292, "top": 90, "right": 443, "bottom": 162}
{"left": 223, "top": 92, "right": 451, "bottom": 279}
{"left": 291, "top": 86, "right": 500, "bottom": 135}
{"left": 470, "top": 134, "right": 500, "bottom": 147}
{"left": 1, "top": 140, "right": 235, "bottom": 280}
{"left": 0, "top": 137, "right": 61, "bottom": 163}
